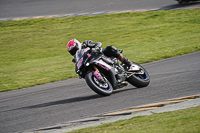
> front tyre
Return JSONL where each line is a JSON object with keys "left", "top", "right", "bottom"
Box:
{"left": 127, "top": 62, "right": 150, "bottom": 88}
{"left": 85, "top": 71, "right": 113, "bottom": 96}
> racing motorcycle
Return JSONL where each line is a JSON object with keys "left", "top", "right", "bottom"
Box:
{"left": 74, "top": 47, "right": 150, "bottom": 96}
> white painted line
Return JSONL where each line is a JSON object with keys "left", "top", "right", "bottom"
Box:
{"left": 78, "top": 12, "right": 90, "bottom": 16}
{"left": 91, "top": 11, "right": 105, "bottom": 15}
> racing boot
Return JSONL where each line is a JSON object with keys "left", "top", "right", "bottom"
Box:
{"left": 117, "top": 54, "right": 141, "bottom": 72}
{"left": 117, "top": 54, "right": 132, "bottom": 70}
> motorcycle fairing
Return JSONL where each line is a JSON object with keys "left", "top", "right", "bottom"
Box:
{"left": 94, "top": 59, "right": 112, "bottom": 71}
{"left": 89, "top": 57, "right": 118, "bottom": 89}
{"left": 129, "top": 64, "right": 141, "bottom": 71}
{"left": 75, "top": 48, "right": 92, "bottom": 74}
{"left": 75, "top": 48, "right": 125, "bottom": 89}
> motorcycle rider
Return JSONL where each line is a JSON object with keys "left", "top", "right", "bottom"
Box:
{"left": 66, "top": 39, "right": 132, "bottom": 70}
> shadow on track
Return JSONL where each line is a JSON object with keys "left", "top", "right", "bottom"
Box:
{"left": 0, "top": 94, "right": 102, "bottom": 112}
{"left": 159, "top": 1, "right": 200, "bottom": 10}
{"left": 25, "top": 87, "right": 137, "bottom": 109}
{"left": 24, "top": 95, "right": 103, "bottom": 109}
{"left": 113, "top": 87, "right": 138, "bottom": 94}
{"left": 1, "top": 87, "right": 138, "bottom": 112}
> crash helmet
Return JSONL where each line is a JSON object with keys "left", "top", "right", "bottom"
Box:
{"left": 66, "top": 39, "right": 82, "bottom": 56}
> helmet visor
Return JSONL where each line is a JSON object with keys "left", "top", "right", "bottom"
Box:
{"left": 69, "top": 44, "right": 79, "bottom": 56}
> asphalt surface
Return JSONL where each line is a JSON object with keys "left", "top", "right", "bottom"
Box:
{"left": 0, "top": 0, "right": 200, "bottom": 133}
{"left": 41, "top": 97, "right": 200, "bottom": 133}
{"left": 0, "top": 52, "right": 200, "bottom": 133}
{"left": 0, "top": 0, "right": 200, "bottom": 20}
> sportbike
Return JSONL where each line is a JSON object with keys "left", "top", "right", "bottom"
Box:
{"left": 74, "top": 47, "right": 150, "bottom": 96}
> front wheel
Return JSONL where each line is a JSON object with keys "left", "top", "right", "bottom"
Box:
{"left": 127, "top": 62, "right": 150, "bottom": 88}
{"left": 85, "top": 71, "right": 113, "bottom": 96}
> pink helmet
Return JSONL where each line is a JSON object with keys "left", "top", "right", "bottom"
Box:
{"left": 66, "top": 39, "right": 82, "bottom": 56}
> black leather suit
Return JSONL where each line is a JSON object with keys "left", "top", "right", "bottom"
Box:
{"left": 82, "top": 40, "right": 121, "bottom": 58}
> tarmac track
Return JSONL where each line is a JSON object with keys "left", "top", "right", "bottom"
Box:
{"left": 0, "top": 0, "right": 200, "bottom": 20}
{"left": 0, "top": 52, "right": 200, "bottom": 133}
{"left": 0, "top": 0, "right": 200, "bottom": 133}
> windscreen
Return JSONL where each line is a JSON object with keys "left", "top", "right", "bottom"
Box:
{"left": 75, "top": 49, "right": 84, "bottom": 62}
{"left": 75, "top": 47, "right": 90, "bottom": 62}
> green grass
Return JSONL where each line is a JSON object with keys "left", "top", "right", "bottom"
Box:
{"left": 0, "top": 10, "right": 200, "bottom": 92}
{"left": 68, "top": 106, "right": 200, "bottom": 133}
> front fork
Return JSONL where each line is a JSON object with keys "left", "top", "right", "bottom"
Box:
{"left": 93, "top": 65, "right": 99, "bottom": 72}
{"left": 93, "top": 65, "right": 105, "bottom": 83}
{"left": 93, "top": 65, "right": 118, "bottom": 89}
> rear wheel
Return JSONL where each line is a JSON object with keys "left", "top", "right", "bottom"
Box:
{"left": 85, "top": 71, "right": 113, "bottom": 96}
{"left": 127, "top": 62, "right": 150, "bottom": 88}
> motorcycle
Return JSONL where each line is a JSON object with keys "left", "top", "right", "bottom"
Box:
{"left": 74, "top": 47, "right": 150, "bottom": 96}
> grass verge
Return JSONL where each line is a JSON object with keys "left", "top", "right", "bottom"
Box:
{"left": 0, "top": 10, "right": 200, "bottom": 92}
{"left": 68, "top": 106, "right": 200, "bottom": 133}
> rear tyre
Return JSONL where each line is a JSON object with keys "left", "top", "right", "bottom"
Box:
{"left": 127, "top": 62, "right": 150, "bottom": 88}
{"left": 85, "top": 71, "right": 113, "bottom": 96}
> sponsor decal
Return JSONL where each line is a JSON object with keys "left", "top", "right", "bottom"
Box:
{"left": 95, "top": 62, "right": 109, "bottom": 71}
{"left": 77, "top": 58, "right": 83, "bottom": 69}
